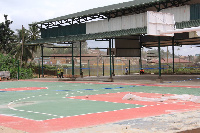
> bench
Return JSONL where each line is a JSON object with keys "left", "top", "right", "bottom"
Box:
{"left": 0, "top": 71, "right": 10, "bottom": 80}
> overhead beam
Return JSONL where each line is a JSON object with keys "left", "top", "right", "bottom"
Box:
{"left": 88, "top": 48, "right": 108, "bottom": 49}
{"left": 45, "top": 46, "right": 75, "bottom": 48}
{"left": 42, "top": 55, "right": 111, "bottom": 58}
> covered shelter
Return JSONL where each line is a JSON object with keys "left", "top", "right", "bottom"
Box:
{"left": 28, "top": 0, "right": 200, "bottom": 81}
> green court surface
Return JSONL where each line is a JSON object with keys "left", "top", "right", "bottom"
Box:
{"left": 0, "top": 81, "right": 200, "bottom": 121}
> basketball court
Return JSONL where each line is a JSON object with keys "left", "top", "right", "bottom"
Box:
{"left": 0, "top": 78, "right": 200, "bottom": 132}
{"left": 27, "top": 0, "right": 200, "bottom": 81}
{"left": 1, "top": 0, "right": 200, "bottom": 132}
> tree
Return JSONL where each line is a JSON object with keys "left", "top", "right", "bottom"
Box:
{"left": 146, "top": 48, "right": 179, "bottom": 59}
{"left": 12, "top": 24, "right": 41, "bottom": 64}
{"left": 0, "top": 53, "right": 18, "bottom": 78}
{"left": 0, "top": 53, "right": 33, "bottom": 79}
{"left": 33, "top": 41, "right": 89, "bottom": 57}
{"left": 28, "top": 24, "right": 40, "bottom": 41}
{"left": 14, "top": 28, "right": 33, "bottom": 64}
{"left": 195, "top": 55, "right": 200, "bottom": 64}
{"left": 72, "top": 41, "right": 88, "bottom": 55}
{"left": 0, "top": 15, "right": 17, "bottom": 54}
{"left": 28, "top": 24, "right": 40, "bottom": 54}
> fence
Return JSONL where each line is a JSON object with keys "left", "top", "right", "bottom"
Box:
{"left": 35, "top": 57, "right": 200, "bottom": 78}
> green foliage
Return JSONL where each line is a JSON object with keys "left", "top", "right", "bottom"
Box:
{"left": 14, "top": 25, "right": 40, "bottom": 64}
{"left": 195, "top": 56, "right": 200, "bottom": 64}
{"left": 43, "top": 64, "right": 57, "bottom": 70}
{"left": 0, "top": 53, "right": 18, "bottom": 78}
{"left": 175, "top": 67, "right": 199, "bottom": 74}
{"left": 33, "top": 41, "right": 89, "bottom": 57}
{"left": 0, "top": 15, "right": 17, "bottom": 54}
{"left": 73, "top": 42, "right": 88, "bottom": 55}
{"left": 145, "top": 48, "right": 179, "bottom": 58}
{"left": 28, "top": 23, "right": 40, "bottom": 41}
{"left": 19, "top": 67, "right": 33, "bottom": 79}
{"left": 12, "top": 42, "right": 33, "bottom": 64}
{"left": 0, "top": 53, "right": 33, "bottom": 79}
{"left": 0, "top": 15, "right": 40, "bottom": 65}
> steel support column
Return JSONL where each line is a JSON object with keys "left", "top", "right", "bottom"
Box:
{"left": 88, "top": 60, "right": 90, "bottom": 76}
{"left": 109, "top": 39, "right": 112, "bottom": 79}
{"left": 38, "top": 60, "right": 40, "bottom": 78}
{"left": 129, "top": 60, "right": 131, "bottom": 75}
{"left": 103, "top": 60, "right": 104, "bottom": 76}
{"left": 17, "top": 60, "right": 20, "bottom": 80}
{"left": 41, "top": 45, "right": 44, "bottom": 77}
{"left": 158, "top": 36, "right": 161, "bottom": 78}
{"left": 112, "top": 54, "right": 115, "bottom": 76}
{"left": 172, "top": 36, "right": 175, "bottom": 74}
{"left": 139, "top": 35, "right": 143, "bottom": 69}
{"left": 157, "top": 6, "right": 162, "bottom": 80}
{"left": 72, "top": 43, "right": 74, "bottom": 78}
{"left": 80, "top": 41, "right": 83, "bottom": 78}
{"left": 111, "top": 39, "right": 115, "bottom": 76}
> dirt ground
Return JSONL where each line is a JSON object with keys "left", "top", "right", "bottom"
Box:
{"left": 0, "top": 126, "right": 26, "bottom": 133}
{"left": 62, "top": 110, "right": 200, "bottom": 133}
{"left": 1, "top": 74, "right": 200, "bottom": 133}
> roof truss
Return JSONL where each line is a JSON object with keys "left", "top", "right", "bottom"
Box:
{"left": 34, "top": 0, "right": 191, "bottom": 29}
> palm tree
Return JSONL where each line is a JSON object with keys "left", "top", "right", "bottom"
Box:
{"left": 14, "top": 28, "right": 33, "bottom": 64}
{"left": 28, "top": 23, "right": 40, "bottom": 40}
{"left": 28, "top": 24, "right": 40, "bottom": 54}
{"left": 13, "top": 24, "right": 40, "bottom": 65}
{"left": 15, "top": 43, "right": 33, "bottom": 64}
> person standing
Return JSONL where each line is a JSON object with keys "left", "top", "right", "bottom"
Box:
{"left": 61, "top": 67, "right": 64, "bottom": 78}
{"left": 125, "top": 67, "right": 128, "bottom": 75}
{"left": 57, "top": 68, "right": 61, "bottom": 78}
{"left": 140, "top": 68, "right": 144, "bottom": 75}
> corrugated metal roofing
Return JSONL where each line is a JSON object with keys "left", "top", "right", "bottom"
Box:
{"left": 35, "top": 0, "right": 163, "bottom": 24}
{"left": 27, "top": 19, "right": 200, "bottom": 45}
{"left": 28, "top": 27, "right": 146, "bottom": 44}
{"left": 176, "top": 19, "right": 200, "bottom": 29}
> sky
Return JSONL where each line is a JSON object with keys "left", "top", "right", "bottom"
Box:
{"left": 0, "top": 0, "right": 199, "bottom": 56}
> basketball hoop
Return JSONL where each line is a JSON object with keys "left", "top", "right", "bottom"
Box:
{"left": 147, "top": 11, "right": 200, "bottom": 36}
{"left": 147, "top": 11, "right": 175, "bottom": 36}
{"left": 160, "top": 26, "right": 200, "bottom": 35}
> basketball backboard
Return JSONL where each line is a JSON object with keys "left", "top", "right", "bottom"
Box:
{"left": 147, "top": 11, "right": 175, "bottom": 36}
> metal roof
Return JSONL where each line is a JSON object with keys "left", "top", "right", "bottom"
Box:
{"left": 142, "top": 19, "right": 200, "bottom": 47}
{"left": 176, "top": 19, "right": 200, "bottom": 29}
{"left": 35, "top": 0, "right": 164, "bottom": 25}
{"left": 27, "top": 19, "right": 200, "bottom": 45}
{"left": 28, "top": 27, "right": 146, "bottom": 45}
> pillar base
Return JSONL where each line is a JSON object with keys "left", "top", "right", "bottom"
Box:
{"left": 156, "top": 77, "right": 163, "bottom": 83}
{"left": 80, "top": 71, "right": 83, "bottom": 78}
{"left": 58, "top": 78, "right": 76, "bottom": 81}
{"left": 103, "top": 78, "right": 114, "bottom": 82}
{"left": 69, "top": 77, "right": 76, "bottom": 81}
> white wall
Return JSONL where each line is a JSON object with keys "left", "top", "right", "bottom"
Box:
{"left": 86, "top": 5, "right": 190, "bottom": 34}
{"left": 86, "top": 13, "right": 147, "bottom": 34}
{"left": 162, "top": 5, "right": 190, "bottom": 22}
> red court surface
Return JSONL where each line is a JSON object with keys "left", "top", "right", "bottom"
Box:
{"left": 68, "top": 92, "right": 176, "bottom": 106}
{"left": 0, "top": 87, "right": 48, "bottom": 92}
{"left": 66, "top": 81, "right": 200, "bottom": 88}
{"left": 21, "top": 79, "right": 200, "bottom": 88}
{"left": 1, "top": 91, "right": 200, "bottom": 133}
